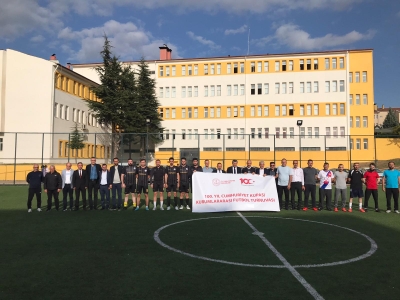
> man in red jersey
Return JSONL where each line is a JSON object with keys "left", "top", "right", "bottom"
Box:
{"left": 363, "top": 163, "right": 381, "bottom": 212}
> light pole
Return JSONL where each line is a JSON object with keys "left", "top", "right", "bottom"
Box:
{"left": 146, "top": 119, "right": 150, "bottom": 162}
{"left": 297, "top": 120, "right": 303, "bottom": 167}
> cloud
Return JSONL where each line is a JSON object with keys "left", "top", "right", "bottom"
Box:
{"left": 254, "top": 23, "right": 376, "bottom": 50}
{"left": 58, "top": 20, "right": 180, "bottom": 62}
{"left": 225, "top": 25, "right": 248, "bottom": 35}
{"left": 30, "top": 35, "right": 45, "bottom": 43}
{"left": 187, "top": 31, "right": 220, "bottom": 49}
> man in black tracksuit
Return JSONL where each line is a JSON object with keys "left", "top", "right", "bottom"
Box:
{"left": 151, "top": 159, "right": 165, "bottom": 210}
{"left": 26, "top": 164, "right": 44, "bottom": 212}
{"left": 179, "top": 157, "right": 192, "bottom": 210}
{"left": 44, "top": 165, "right": 62, "bottom": 211}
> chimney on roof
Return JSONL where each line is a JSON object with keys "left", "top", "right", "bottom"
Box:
{"left": 374, "top": 104, "right": 377, "bottom": 111}
{"left": 50, "top": 54, "right": 59, "bottom": 64}
{"left": 159, "top": 44, "right": 172, "bottom": 60}
{"left": 382, "top": 104, "right": 385, "bottom": 109}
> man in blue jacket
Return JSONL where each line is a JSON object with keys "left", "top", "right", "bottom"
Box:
{"left": 26, "top": 164, "right": 44, "bottom": 212}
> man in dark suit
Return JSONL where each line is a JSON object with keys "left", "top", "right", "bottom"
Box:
{"left": 72, "top": 162, "right": 88, "bottom": 210}
{"left": 255, "top": 161, "right": 267, "bottom": 176}
{"left": 98, "top": 163, "right": 112, "bottom": 210}
{"left": 86, "top": 157, "right": 102, "bottom": 210}
{"left": 227, "top": 160, "right": 242, "bottom": 174}
{"left": 212, "top": 163, "right": 226, "bottom": 173}
{"left": 266, "top": 161, "right": 278, "bottom": 185}
{"left": 109, "top": 157, "right": 125, "bottom": 210}
{"left": 242, "top": 160, "right": 256, "bottom": 174}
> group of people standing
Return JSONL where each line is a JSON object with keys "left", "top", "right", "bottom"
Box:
{"left": 26, "top": 157, "right": 400, "bottom": 214}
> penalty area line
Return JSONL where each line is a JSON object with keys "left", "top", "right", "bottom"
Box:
{"left": 236, "top": 212, "right": 324, "bottom": 300}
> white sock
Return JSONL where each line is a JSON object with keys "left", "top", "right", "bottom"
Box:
{"left": 160, "top": 201, "right": 163, "bottom": 206}
{"left": 154, "top": 201, "right": 157, "bottom": 207}
{"left": 146, "top": 205, "right": 148, "bottom": 208}
{"left": 349, "top": 202, "right": 352, "bottom": 208}
{"left": 359, "top": 203, "right": 362, "bottom": 209}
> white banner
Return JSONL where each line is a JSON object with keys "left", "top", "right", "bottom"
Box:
{"left": 192, "top": 172, "right": 280, "bottom": 213}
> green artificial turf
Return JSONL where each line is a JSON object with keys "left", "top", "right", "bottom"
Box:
{"left": 0, "top": 186, "right": 399, "bottom": 300}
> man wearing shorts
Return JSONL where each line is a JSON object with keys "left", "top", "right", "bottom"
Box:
{"left": 363, "top": 163, "right": 380, "bottom": 212}
{"left": 178, "top": 157, "right": 191, "bottom": 210}
{"left": 151, "top": 159, "right": 165, "bottom": 210}
{"left": 165, "top": 157, "right": 179, "bottom": 210}
{"left": 122, "top": 158, "right": 137, "bottom": 210}
{"left": 347, "top": 162, "right": 365, "bottom": 213}
{"left": 135, "top": 159, "right": 150, "bottom": 211}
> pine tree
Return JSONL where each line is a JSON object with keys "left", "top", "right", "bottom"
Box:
{"left": 69, "top": 123, "right": 85, "bottom": 162}
{"left": 382, "top": 108, "right": 399, "bottom": 128}
{"left": 136, "top": 57, "right": 163, "bottom": 159}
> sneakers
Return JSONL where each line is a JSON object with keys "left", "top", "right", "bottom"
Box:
{"left": 342, "top": 207, "right": 347, "bottom": 212}
{"left": 145, "top": 207, "right": 149, "bottom": 211}
{"left": 334, "top": 207, "right": 338, "bottom": 212}
{"left": 28, "top": 209, "right": 32, "bottom": 213}
{"left": 179, "top": 205, "right": 184, "bottom": 210}
{"left": 375, "top": 208, "right": 380, "bottom": 212}
{"left": 167, "top": 206, "right": 171, "bottom": 211}
{"left": 359, "top": 208, "right": 366, "bottom": 213}
{"left": 62, "top": 209, "right": 67, "bottom": 212}
{"left": 135, "top": 206, "right": 140, "bottom": 211}
{"left": 160, "top": 206, "right": 164, "bottom": 211}
{"left": 302, "top": 207, "right": 308, "bottom": 211}
{"left": 348, "top": 208, "right": 353, "bottom": 213}
{"left": 186, "top": 205, "right": 190, "bottom": 210}
{"left": 124, "top": 202, "right": 128, "bottom": 208}
{"left": 37, "top": 208, "right": 42, "bottom": 212}
{"left": 395, "top": 210, "right": 400, "bottom": 214}
{"left": 175, "top": 206, "right": 179, "bottom": 211}
{"left": 312, "top": 207, "right": 318, "bottom": 211}
{"left": 386, "top": 210, "right": 391, "bottom": 213}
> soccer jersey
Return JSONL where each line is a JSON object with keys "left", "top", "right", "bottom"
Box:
{"left": 124, "top": 165, "right": 137, "bottom": 186}
{"left": 179, "top": 165, "right": 191, "bottom": 183}
{"left": 165, "top": 166, "right": 178, "bottom": 185}
{"left": 383, "top": 169, "right": 400, "bottom": 188}
{"left": 348, "top": 169, "right": 363, "bottom": 189}
{"left": 136, "top": 167, "right": 150, "bottom": 186}
{"left": 151, "top": 166, "right": 165, "bottom": 184}
{"left": 318, "top": 170, "right": 334, "bottom": 189}
{"left": 364, "top": 170, "right": 380, "bottom": 189}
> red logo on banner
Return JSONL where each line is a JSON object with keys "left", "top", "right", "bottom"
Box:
{"left": 212, "top": 178, "right": 221, "bottom": 186}
{"left": 240, "top": 178, "right": 255, "bottom": 185}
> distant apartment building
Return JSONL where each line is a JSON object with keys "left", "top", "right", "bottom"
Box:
{"left": 374, "top": 104, "right": 400, "bottom": 127}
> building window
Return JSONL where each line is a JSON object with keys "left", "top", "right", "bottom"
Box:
{"left": 194, "top": 107, "right": 198, "bottom": 118}
{"left": 349, "top": 72, "right": 353, "bottom": 83}
{"left": 188, "top": 65, "right": 192, "bottom": 75}
{"left": 59, "top": 104, "right": 64, "bottom": 120}
{"left": 289, "top": 82, "right": 293, "bottom": 94}
{"left": 300, "top": 105, "right": 304, "bottom": 116}
{"left": 333, "top": 127, "right": 338, "bottom": 138}
{"left": 258, "top": 62, "right": 262, "bottom": 72}
{"left": 289, "top": 60, "right": 293, "bottom": 71}
{"left": 234, "top": 63, "right": 238, "bottom": 73}
{"left": 166, "top": 108, "right": 170, "bottom": 119}
{"left": 333, "top": 104, "right": 337, "bottom": 115}
{"left": 211, "top": 64, "right": 215, "bottom": 75}
{"left": 307, "top": 127, "right": 312, "bottom": 138}
{"left": 172, "top": 66, "right": 176, "bottom": 76}
{"left": 194, "top": 86, "right": 198, "bottom": 97}
{"left": 332, "top": 58, "right": 337, "bottom": 69}
{"left": 251, "top": 84, "right": 255, "bottom": 95}
{"left": 282, "top": 60, "right": 286, "bottom": 71}
{"left": 251, "top": 106, "right": 255, "bottom": 117}
{"left": 234, "top": 85, "right": 238, "bottom": 96}
{"left": 165, "top": 87, "right": 170, "bottom": 98}
{"left": 340, "top": 126, "right": 345, "bottom": 137}
{"left": 362, "top": 71, "right": 367, "bottom": 82}
{"left": 194, "top": 129, "right": 198, "bottom": 139}
{"left": 356, "top": 139, "right": 361, "bottom": 150}
{"left": 240, "top": 84, "right": 245, "bottom": 95}
{"left": 204, "top": 86, "right": 208, "bottom": 97}
{"left": 356, "top": 94, "right": 360, "bottom": 105}
{"left": 340, "top": 80, "right": 345, "bottom": 92}
{"left": 340, "top": 103, "right": 345, "bottom": 115}
{"left": 355, "top": 72, "right": 360, "bottom": 83}
{"left": 275, "top": 106, "right": 280, "bottom": 116}
{"left": 282, "top": 82, "right": 287, "bottom": 94}
{"left": 182, "top": 66, "right": 186, "bottom": 76}
{"left": 282, "top": 105, "right": 287, "bottom": 116}
{"left": 300, "top": 59, "right": 304, "bottom": 70}
{"left": 265, "top": 128, "right": 269, "bottom": 139}
{"left": 326, "top": 127, "right": 331, "bottom": 138}
{"left": 188, "top": 108, "right": 192, "bottom": 118}
{"left": 307, "top": 59, "right": 311, "bottom": 70}
{"left": 264, "top": 83, "right": 269, "bottom": 94}
{"left": 264, "top": 61, "right": 269, "bottom": 72}
{"left": 340, "top": 58, "right": 344, "bottom": 69}
{"left": 275, "top": 61, "right": 280, "bottom": 72}
{"left": 240, "top": 128, "right": 245, "bottom": 139}
{"left": 182, "top": 108, "right": 186, "bottom": 119}
{"left": 251, "top": 62, "right": 255, "bottom": 72}
{"left": 159, "top": 87, "right": 163, "bottom": 98}
{"left": 350, "top": 116, "right": 353, "bottom": 127}
{"left": 314, "top": 127, "right": 319, "bottom": 138}
{"left": 217, "top": 63, "right": 221, "bottom": 74}
{"left": 217, "top": 85, "right": 221, "bottom": 96}
{"left": 182, "top": 129, "right": 186, "bottom": 140}
{"left": 240, "top": 106, "right": 245, "bottom": 117}
{"left": 257, "top": 128, "right": 262, "bottom": 139}
{"left": 349, "top": 94, "right": 353, "bottom": 105}
{"left": 314, "top": 104, "right": 319, "bottom": 115}
{"left": 300, "top": 82, "right": 304, "bottom": 93}
{"left": 204, "top": 65, "right": 208, "bottom": 75}
{"left": 210, "top": 129, "right": 215, "bottom": 139}
{"left": 204, "top": 129, "right": 208, "bottom": 140}
{"left": 258, "top": 83, "right": 262, "bottom": 95}
{"left": 314, "top": 59, "right": 318, "bottom": 70}
{"left": 181, "top": 86, "right": 186, "bottom": 98}
{"left": 65, "top": 106, "right": 69, "bottom": 121}
{"left": 356, "top": 117, "right": 360, "bottom": 127}
{"left": 172, "top": 108, "right": 176, "bottom": 119}
{"left": 276, "top": 127, "right": 280, "bottom": 139}
{"left": 234, "top": 106, "right": 238, "bottom": 117}
{"left": 264, "top": 106, "right": 269, "bottom": 116}
{"left": 160, "top": 67, "right": 164, "bottom": 77}
{"left": 194, "top": 65, "right": 198, "bottom": 75}
{"left": 188, "top": 129, "right": 192, "bottom": 140}
{"left": 171, "top": 87, "right": 176, "bottom": 98}
{"left": 363, "top": 138, "right": 368, "bottom": 149}
{"left": 289, "top": 105, "right": 294, "bottom": 116}
{"left": 204, "top": 108, "right": 208, "bottom": 118}
{"left": 251, "top": 128, "right": 255, "bottom": 139}
{"left": 227, "top": 107, "right": 231, "bottom": 118}
{"left": 325, "top": 58, "right": 329, "bottom": 69}
{"left": 325, "top": 81, "right": 330, "bottom": 93}
{"left": 289, "top": 127, "right": 294, "bottom": 139}
{"left": 282, "top": 127, "right": 287, "bottom": 139}
{"left": 234, "top": 128, "right": 238, "bottom": 139}
{"left": 217, "top": 107, "right": 221, "bottom": 118}
{"left": 306, "top": 82, "right": 311, "bottom": 93}
{"left": 325, "top": 104, "right": 330, "bottom": 115}
{"left": 363, "top": 116, "right": 368, "bottom": 128}
{"left": 257, "top": 105, "right": 262, "bottom": 117}
{"left": 188, "top": 86, "right": 192, "bottom": 97}
{"left": 275, "top": 83, "right": 280, "bottom": 94}
{"left": 363, "top": 94, "right": 368, "bottom": 105}
{"left": 307, "top": 104, "right": 312, "bottom": 116}
{"left": 210, "top": 107, "right": 215, "bottom": 118}
{"left": 210, "top": 85, "right": 215, "bottom": 97}
{"left": 227, "top": 63, "right": 231, "bottom": 74}
{"left": 313, "top": 81, "right": 319, "bottom": 93}
{"left": 166, "top": 66, "right": 170, "bottom": 76}
{"left": 240, "top": 62, "right": 244, "bottom": 73}
{"left": 332, "top": 81, "right": 337, "bottom": 92}
{"left": 227, "top": 85, "right": 232, "bottom": 96}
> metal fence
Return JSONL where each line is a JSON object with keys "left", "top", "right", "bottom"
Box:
{"left": 0, "top": 132, "right": 399, "bottom": 184}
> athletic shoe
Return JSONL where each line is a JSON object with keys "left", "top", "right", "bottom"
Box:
{"left": 124, "top": 202, "right": 128, "bottom": 208}
{"left": 395, "top": 210, "right": 400, "bottom": 214}
{"left": 145, "top": 207, "right": 149, "bottom": 211}
{"left": 186, "top": 205, "right": 190, "bottom": 210}
{"left": 318, "top": 207, "right": 323, "bottom": 211}
{"left": 386, "top": 210, "right": 391, "bottom": 213}
{"left": 342, "top": 208, "right": 347, "bottom": 212}
{"left": 179, "top": 205, "right": 184, "bottom": 210}
{"left": 167, "top": 206, "right": 171, "bottom": 211}
{"left": 312, "top": 207, "right": 318, "bottom": 211}
{"left": 37, "top": 208, "right": 42, "bottom": 212}
{"left": 334, "top": 207, "right": 338, "bottom": 212}
{"left": 359, "top": 208, "right": 366, "bottom": 213}
{"left": 302, "top": 207, "right": 308, "bottom": 211}
{"left": 28, "top": 209, "right": 32, "bottom": 213}
{"left": 135, "top": 207, "right": 140, "bottom": 211}
{"left": 153, "top": 206, "right": 156, "bottom": 211}
{"left": 160, "top": 206, "right": 164, "bottom": 211}
{"left": 175, "top": 206, "right": 179, "bottom": 211}
{"left": 62, "top": 209, "right": 67, "bottom": 212}
{"left": 348, "top": 208, "right": 353, "bottom": 213}
{"left": 375, "top": 208, "right": 380, "bottom": 212}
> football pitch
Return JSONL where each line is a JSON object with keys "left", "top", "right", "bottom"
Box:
{"left": 1, "top": 186, "right": 399, "bottom": 300}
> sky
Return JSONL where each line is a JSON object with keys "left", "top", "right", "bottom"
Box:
{"left": 1, "top": 0, "right": 399, "bottom": 107}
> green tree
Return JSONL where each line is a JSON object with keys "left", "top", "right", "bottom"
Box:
{"left": 393, "top": 125, "right": 400, "bottom": 135}
{"left": 383, "top": 108, "right": 399, "bottom": 128}
{"left": 69, "top": 123, "right": 85, "bottom": 162}
{"left": 135, "top": 58, "right": 163, "bottom": 159}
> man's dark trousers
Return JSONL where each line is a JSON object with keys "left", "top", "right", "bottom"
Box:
{"left": 88, "top": 180, "right": 99, "bottom": 209}
{"left": 47, "top": 190, "right": 60, "bottom": 210}
{"left": 290, "top": 182, "right": 302, "bottom": 209}
{"left": 304, "top": 184, "right": 316, "bottom": 208}
{"left": 75, "top": 187, "right": 86, "bottom": 209}
{"left": 277, "top": 185, "right": 289, "bottom": 209}
{"left": 28, "top": 187, "right": 41, "bottom": 209}
{"left": 100, "top": 185, "right": 110, "bottom": 209}
{"left": 63, "top": 184, "right": 73, "bottom": 210}
{"left": 319, "top": 189, "right": 332, "bottom": 210}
